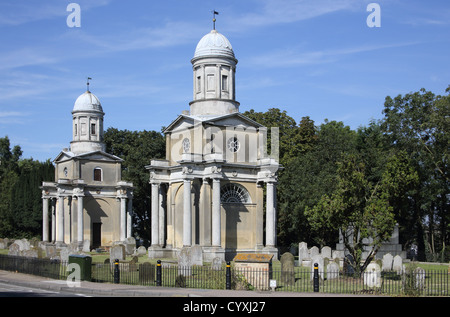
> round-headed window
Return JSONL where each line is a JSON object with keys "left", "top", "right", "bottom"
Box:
{"left": 182, "top": 138, "right": 190, "bottom": 153}
{"left": 220, "top": 183, "right": 251, "bottom": 203}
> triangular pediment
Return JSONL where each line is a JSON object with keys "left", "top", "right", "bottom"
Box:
{"left": 164, "top": 112, "right": 263, "bottom": 133}
{"left": 54, "top": 150, "right": 122, "bottom": 163}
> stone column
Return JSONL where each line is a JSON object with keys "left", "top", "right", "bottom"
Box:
{"left": 151, "top": 183, "right": 159, "bottom": 246}
{"left": 211, "top": 178, "right": 221, "bottom": 247}
{"left": 159, "top": 185, "right": 165, "bottom": 246}
{"left": 265, "top": 182, "right": 276, "bottom": 247}
{"left": 77, "top": 195, "right": 84, "bottom": 243}
{"left": 51, "top": 198, "right": 56, "bottom": 243}
{"left": 56, "top": 196, "right": 64, "bottom": 244}
{"left": 120, "top": 197, "right": 126, "bottom": 241}
{"left": 127, "top": 196, "right": 133, "bottom": 238}
{"left": 42, "top": 198, "right": 49, "bottom": 242}
{"left": 183, "top": 179, "right": 192, "bottom": 246}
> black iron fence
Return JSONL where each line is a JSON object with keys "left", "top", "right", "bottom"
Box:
{"left": 0, "top": 254, "right": 448, "bottom": 296}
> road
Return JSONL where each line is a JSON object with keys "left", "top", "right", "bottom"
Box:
{"left": 0, "top": 281, "right": 92, "bottom": 297}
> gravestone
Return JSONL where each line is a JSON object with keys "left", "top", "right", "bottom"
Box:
{"left": 233, "top": 254, "right": 273, "bottom": 291}
{"left": 178, "top": 247, "right": 192, "bottom": 276}
{"left": 190, "top": 245, "right": 203, "bottom": 266}
{"left": 280, "top": 252, "right": 295, "bottom": 286}
{"left": 311, "top": 254, "right": 324, "bottom": 280}
{"left": 298, "top": 242, "right": 310, "bottom": 266}
{"left": 326, "top": 261, "right": 340, "bottom": 280}
{"left": 8, "top": 243, "right": 21, "bottom": 256}
{"left": 382, "top": 253, "right": 393, "bottom": 271}
{"left": 82, "top": 240, "right": 90, "bottom": 253}
{"left": 0, "top": 239, "right": 6, "bottom": 249}
{"left": 110, "top": 244, "right": 126, "bottom": 262}
{"left": 393, "top": 255, "right": 403, "bottom": 273}
{"left": 309, "top": 246, "right": 319, "bottom": 258}
{"left": 364, "top": 262, "right": 381, "bottom": 288}
{"left": 321, "top": 246, "right": 332, "bottom": 259}
{"left": 137, "top": 246, "right": 147, "bottom": 256}
{"left": 344, "top": 254, "right": 355, "bottom": 275}
{"left": 139, "top": 262, "right": 155, "bottom": 284}
{"left": 45, "top": 245, "right": 57, "bottom": 258}
{"left": 124, "top": 237, "right": 136, "bottom": 255}
{"left": 414, "top": 267, "right": 425, "bottom": 289}
{"left": 211, "top": 257, "right": 223, "bottom": 270}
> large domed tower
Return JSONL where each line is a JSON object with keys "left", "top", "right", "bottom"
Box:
{"left": 70, "top": 88, "right": 106, "bottom": 154}
{"left": 189, "top": 29, "right": 239, "bottom": 116}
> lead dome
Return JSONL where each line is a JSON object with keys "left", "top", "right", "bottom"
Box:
{"left": 73, "top": 90, "right": 103, "bottom": 113}
{"left": 193, "top": 29, "right": 235, "bottom": 59}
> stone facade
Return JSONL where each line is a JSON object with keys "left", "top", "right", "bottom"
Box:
{"left": 146, "top": 29, "right": 280, "bottom": 262}
{"left": 41, "top": 88, "right": 133, "bottom": 250}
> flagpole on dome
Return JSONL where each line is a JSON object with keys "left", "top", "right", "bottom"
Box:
{"left": 212, "top": 10, "right": 219, "bottom": 30}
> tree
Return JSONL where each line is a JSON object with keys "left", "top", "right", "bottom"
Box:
{"left": 305, "top": 152, "right": 418, "bottom": 275}
{"left": 381, "top": 87, "right": 449, "bottom": 261}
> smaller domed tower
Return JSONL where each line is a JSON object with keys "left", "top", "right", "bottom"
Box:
{"left": 190, "top": 29, "right": 239, "bottom": 116}
{"left": 70, "top": 88, "right": 105, "bottom": 154}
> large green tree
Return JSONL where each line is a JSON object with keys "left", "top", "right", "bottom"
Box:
{"left": 381, "top": 87, "right": 449, "bottom": 261}
{"left": 305, "top": 152, "right": 418, "bottom": 275}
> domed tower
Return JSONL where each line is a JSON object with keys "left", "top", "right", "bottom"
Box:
{"left": 70, "top": 88, "right": 106, "bottom": 154}
{"left": 189, "top": 29, "right": 239, "bottom": 116}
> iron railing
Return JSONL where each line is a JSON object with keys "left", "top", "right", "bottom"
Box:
{"left": 0, "top": 254, "right": 448, "bottom": 296}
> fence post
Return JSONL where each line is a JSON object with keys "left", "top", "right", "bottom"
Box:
{"left": 114, "top": 259, "right": 120, "bottom": 284}
{"left": 313, "top": 262, "right": 319, "bottom": 292}
{"left": 156, "top": 260, "right": 162, "bottom": 286}
{"left": 226, "top": 261, "right": 231, "bottom": 290}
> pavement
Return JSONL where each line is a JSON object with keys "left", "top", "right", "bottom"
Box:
{"left": 0, "top": 269, "right": 372, "bottom": 297}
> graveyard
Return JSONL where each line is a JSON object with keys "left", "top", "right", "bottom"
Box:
{"left": 0, "top": 237, "right": 448, "bottom": 296}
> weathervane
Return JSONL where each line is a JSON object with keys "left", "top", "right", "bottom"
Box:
{"left": 86, "top": 77, "right": 92, "bottom": 92}
{"left": 212, "top": 10, "right": 219, "bottom": 30}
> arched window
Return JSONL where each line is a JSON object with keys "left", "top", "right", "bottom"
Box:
{"left": 93, "top": 167, "right": 102, "bottom": 181}
{"left": 220, "top": 183, "right": 251, "bottom": 203}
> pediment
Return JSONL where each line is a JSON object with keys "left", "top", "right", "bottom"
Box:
{"left": 54, "top": 150, "right": 122, "bottom": 163}
{"left": 164, "top": 113, "right": 263, "bottom": 134}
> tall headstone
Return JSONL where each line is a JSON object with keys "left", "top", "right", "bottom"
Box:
{"left": 298, "top": 242, "right": 309, "bottom": 266}
{"left": 178, "top": 247, "right": 192, "bottom": 276}
{"left": 311, "top": 254, "right": 324, "bottom": 280}
{"left": 280, "top": 252, "right": 295, "bottom": 286}
{"left": 382, "top": 253, "right": 393, "bottom": 271}
{"left": 309, "top": 246, "right": 319, "bottom": 258}
{"left": 393, "top": 255, "right": 403, "bottom": 274}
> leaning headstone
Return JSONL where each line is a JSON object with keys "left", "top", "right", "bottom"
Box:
{"left": 321, "top": 246, "right": 332, "bottom": 259}
{"left": 393, "top": 255, "right": 403, "bottom": 274}
{"left": 110, "top": 244, "right": 126, "bottom": 262}
{"left": 382, "top": 253, "right": 394, "bottom": 271}
{"left": 82, "top": 240, "right": 91, "bottom": 253}
{"left": 8, "top": 242, "right": 21, "bottom": 256}
{"left": 344, "top": 254, "right": 355, "bottom": 275}
{"left": 178, "top": 247, "right": 192, "bottom": 276}
{"left": 326, "top": 261, "right": 340, "bottom": 280}
{"left": 280, "top": 252, "right": 295, "bottom": 286}
{"left": 364, "top": 262, "right": 381, "bottom": 288}
{"left": 190, "top": 245, "right": 203, "bottom": 266}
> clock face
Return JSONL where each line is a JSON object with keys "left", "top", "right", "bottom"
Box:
{"left": 182, "top": 138, "right": 190, "bottom": 153}
{"left": 227, "top": 137, "right": 240, "bottom": 153}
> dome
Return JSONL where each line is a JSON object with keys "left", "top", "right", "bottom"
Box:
{"left": 193, "top": 30, "right": 235, "bottom": 59}
{"left": 73, "top": 91, "right": 103, "bottom": 113}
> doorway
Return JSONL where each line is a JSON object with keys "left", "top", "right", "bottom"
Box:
{"left": 92, "top": 222, "right": 102, "bottom": 248}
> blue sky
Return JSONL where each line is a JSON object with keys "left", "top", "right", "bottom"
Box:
{"left": 0, "top": 0, "right": 449, "bottom": 162}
